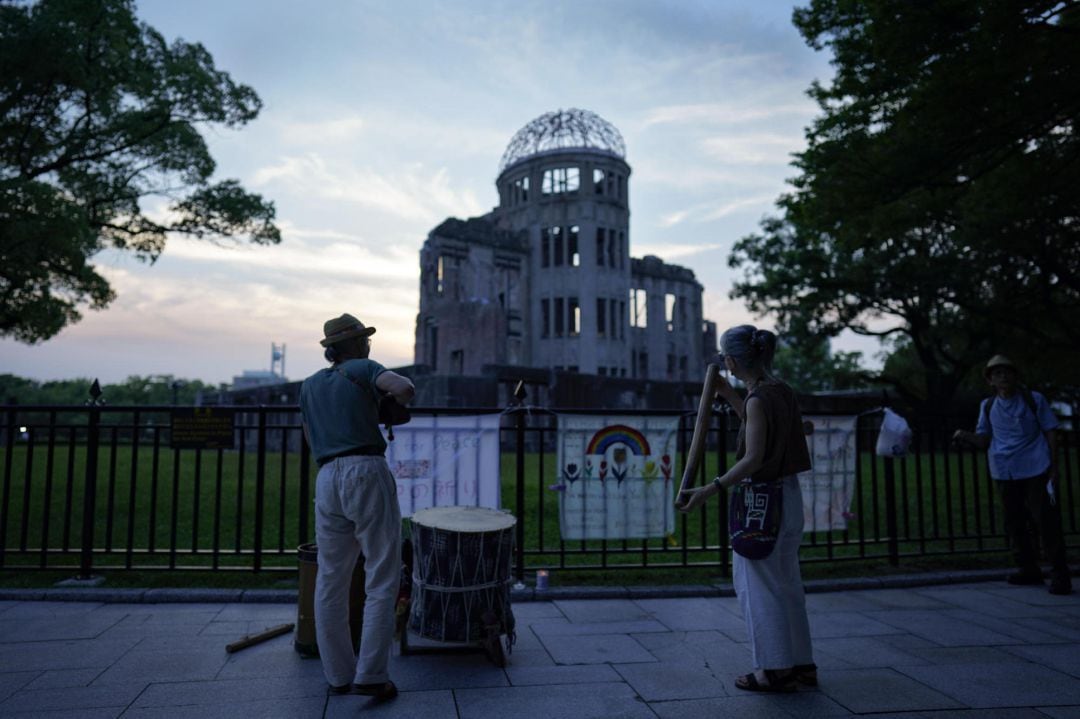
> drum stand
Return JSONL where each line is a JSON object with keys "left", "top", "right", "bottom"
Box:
{"left": 396, "top": 604, "right": 508, "bottom": 668}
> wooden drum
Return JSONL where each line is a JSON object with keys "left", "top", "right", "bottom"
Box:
{"left": 408, "top": 506, "right": 516, "bottom": 644}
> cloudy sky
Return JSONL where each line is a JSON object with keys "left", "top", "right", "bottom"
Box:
{"left": 1, "top": 0, "right": 867, "bottom": 385}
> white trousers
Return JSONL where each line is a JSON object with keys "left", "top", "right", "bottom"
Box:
{"left": 733, "top": 474, "right": 814, "bottom": 671}
{"left": 314, "top": 455, "right": 401, "bottom": 686}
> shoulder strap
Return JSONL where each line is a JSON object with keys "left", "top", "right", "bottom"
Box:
{"left": 333, "top": 365, "right": 378, "bottom": 405}
{"left": 983, "top": 395, "right": 995, "bottom": 430}
{"left": 1023, "top": 387, "right": 1042, "bottom": 431}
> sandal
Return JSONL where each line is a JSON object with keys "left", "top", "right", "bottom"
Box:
{"left": 794, "top": 663, "right": 818, "bottom": 686}
{"left": 353, "top": 681, "right": 398, "bottom": 701}
{"left": 735, "top": 669, "right": 796, "bottom": 693}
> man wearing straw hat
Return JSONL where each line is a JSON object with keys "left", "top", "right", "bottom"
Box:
{"left": 953, "top": 355, "right": 1070, "bottom": 595}
{"left": 300, "top": 313, "right": 415, "bottom": 699}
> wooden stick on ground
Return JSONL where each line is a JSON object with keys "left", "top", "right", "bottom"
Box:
{"left": 677, "top": 363, "right": 720, "bottom": 498}
{"left": 226, "top": 623, "right": 295, "bottom": 653}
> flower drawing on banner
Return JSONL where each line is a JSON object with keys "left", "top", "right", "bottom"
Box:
{"left": 598, "top": 460, "right": 608, "bottom": 483}
{"left": 612, "top": 447, "right": 628, "bottom": 484}
{"left": 564, "top": 463, "right": 580, "bottom": 484}
{"left": 660, "top": 454, "right": 673, "bottom": 483}
{"left": 583, "top": 459, "right": 594, "bottom": 480}
{"left": 642, "top": 460, "right": 659, "bottom": 483}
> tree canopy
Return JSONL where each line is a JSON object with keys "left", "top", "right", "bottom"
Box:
{"left": 729, "top": 0, "right": 1080, "bottom": 410}
{"left": 0, "top": 0, "right": 279, "bottom": 343}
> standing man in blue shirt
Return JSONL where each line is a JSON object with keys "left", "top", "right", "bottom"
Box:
{"left": 954, "top": 355, "right": 1070, "bottom": 595}
{"left": 300, "top": 313, "right": 415, "bottom": 699}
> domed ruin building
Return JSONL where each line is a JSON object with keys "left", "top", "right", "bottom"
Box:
{"left": 414, "top": 109, "right": 717, "bottom": 406}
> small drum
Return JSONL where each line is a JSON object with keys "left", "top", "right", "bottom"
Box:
{"left": 408, "top": 506, "right": 516, "bottom": 644}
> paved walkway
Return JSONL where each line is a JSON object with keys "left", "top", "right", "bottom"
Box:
{"left": 1, "top": 582, "right": 1079, "bottom": 718}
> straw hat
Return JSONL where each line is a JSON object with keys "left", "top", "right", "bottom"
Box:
{"left": 983, "top": 354, "right": 1017, "bottom": 380}
{"left": 320, "top": 313, "right": 376, "bottom": 347}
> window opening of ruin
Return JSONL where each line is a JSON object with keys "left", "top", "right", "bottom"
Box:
{"left": 569, "top": 298, "right": 580, "bottom": 336}
{"left": 569, "top": 226, "right": 580, "bottom": 266}
{"left": 542, "top": 167, "right": 580, "bottom": 195}
{"left": 598, "top": 367, "right": 607, "bottom": 376}
{"left": 553, "top": 226, "right": 564, "bottom": 266}
{"left": 541, "top": 299, "right": 550, "bottom": 338}
{"left": 607, "top": 229, "right": 616, "bottom": 267}
{"left": 596, "top": 228, "right": 605, "bottom": 266}
{"left": 436, "top": 255, "right": 444, "bottom": 295}
{"left": 608, "top": 299, "right": 617, "bottom": 340}
{"left": 596, "top": 298, "right": 606, "bottom": 337}
{"left": 451, "top": 349, "right": 464, "bottom": 375}
{"left": 541, "top": 233, "right": 550, "bottom": 268}
{"left": 618, "top": 300, "right": 626, "bottom": 339}
{"left": 555, "top": 298, "right": 565, "bottom": 336}
{"left": 619, "top": 231, "right": 626, "bottom": 269}
{"left": 593, "top": 168, "right": 605, "bottom": 195}
{"left": 630, "top": 288, "right": 647, "bottom": 328}
{"left": 665, "top": 293, "right": 676, "bottom": 332}
{"left": 667, "top": 353, "right": 675, "bottom": 379}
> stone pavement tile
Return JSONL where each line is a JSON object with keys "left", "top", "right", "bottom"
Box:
{"left": 214, "top": 603, "right": 295, "bottom": 622}
{"left": 0, "top": 613, "right": 123, "bottom": 643}
{"left": 0, "top": 708, "right": 122, "bottom": 718}
{"left": 508, "top": 663, "right": 622, "bottom": 687}
{"left": 1013, "top": 616, "right": 1080, "bottom": 642}
{"left": 24, "top": 668, "right": 102, "bottom": 690}
{"left": 325, "top": 689, "right": 455, "bottom": 718}
{"left": 116, "top": 605, "right": 224, "bottom": 624}
{"left": 859, "top": 710, "right": 1046, "bottom": 719}
{"left": 941, "top": 609, "right": 1064, "bottom": 643}
{"left": 215, "top": 635, "right": 325, "bottom": 680}
{"left": 456, "top": 681, "right": 656, "bottom": 719}
{"left": 0, "top": 601, "right": 22, "bottom": 616}
{"left": 813, "top": 637, "right": 929, "bottom": 668}
{"left": 863, "top": 589, "right": 955, "bottom": 610}
{"left": 0, "top": 671, "right": 38, "bottom": 702}
{"left": 132, "top": 676, "right": 327, "bottom": 708}
{"left": 918, "top": 588, "right": 1065, "bottom": 618}
{"left": 198, "top": 620, "right": 254, "bottom": 637}
{"left": 651, "top": 692, "right": 847, "bottom": 719}
{"left": 614, "top": 660, "right": 727, "bottom": 701}
{"left": 634, "top": 597, "right": 749, "bottom": 637}
{"left": 510, "top": 624, "right": 546, "bottom": 652}
{"left": 906, "top": 646, "right": 1032, "bottom": 665}
{"left": 1039, "top": 707, "right": 1080, "bottom": 718}
{"left": 93, "top": 640, "right": 231, "bottom": 685}
{"left": 0, "top": 638, "right": 140, "bottom": 672}
{"left": 540, "top": 633, "right": 657, "bottom": 665}
{"left": 897, "top": 662, "right": 1080, "bottom": 708}
{"left": 505, "top": 649, "right": 556, "bottom": 667}
{"left": 864, "top": 609, "right": 1021, "bottom": 646}
{"left": 629, "top": 630, "right": 741, "bottom": 662}
{"left": 387, "top": 651, "right": 509, "bottom": 691}
{"left": 985, "top": 585, "right": 1080, "bottom": 607}
{"left": 1004, "top": 644, "right": 1080, "bottom": 678}
{"left": 0, "top": 601, "right": 106, "bottom": 619}
{"left": 531, "top": 617, "right": 669, "bottom": 636}
{"left": 123, "top": 697, "right": 326, "bottom": 719}
{"left": 804, "top": 592, "right": 882, "bottom": 613}
{"left": 0, "top": 683, "right": 145, "bottom": 714}
{"left": 874, "top": 633, "right": 940, "bottom": 651}
{"left": 511, "top": 601, "right": 565, "bottom": 621}
{"left": 553, "top": 599, "right": 651, "bottom": 623}
{"left": 807, "top": 612, "right": 901, "bottom": 639}
{"left": 818, "top": 668, "right": 963, "bottom": 713}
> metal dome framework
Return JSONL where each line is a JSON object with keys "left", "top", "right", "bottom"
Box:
{"left": 499, "top": 109, "right": 626, "bottom": 173}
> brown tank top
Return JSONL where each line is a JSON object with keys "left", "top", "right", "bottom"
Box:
{"left": 735, "top": 379, "right": 812, "bottom": 482}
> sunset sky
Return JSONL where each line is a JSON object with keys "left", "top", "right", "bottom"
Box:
{"left": 0, "top": 0, "right": 872, "bottom": 385}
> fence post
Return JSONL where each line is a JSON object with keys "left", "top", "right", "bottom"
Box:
{"left": 513, "top": 381, "right": 527, "bottom": 586}
{"left": 254, "top": 408, "right": 267, "bottom": 573}
{"left": 884, "top": 456, "right": 899, "bottom": 567}
{"left": 80, "top": 380, "right": 104, "bottom": 579}
{"left": 1, "top": 406, "right": 16, "bottom": 569}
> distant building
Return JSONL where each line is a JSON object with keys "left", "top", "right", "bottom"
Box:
{"left": 414, "top": 109, "right": 716, "bottom": 386}
{"left": 231, "top": 344, "right": 288, "bottom": 390}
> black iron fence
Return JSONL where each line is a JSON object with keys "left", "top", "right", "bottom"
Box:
{"left": 1, "top": 402, "right": 1077, "bottom": 581}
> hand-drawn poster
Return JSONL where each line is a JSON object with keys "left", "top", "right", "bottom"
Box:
{"left": 384, "top": 413, "right": 502, "bottom": 517}
{"left": 798, "top": 415, "right": 858, "bottom": 532}
{"left": 554, "top": 414, "right": 680, "bottom": 540}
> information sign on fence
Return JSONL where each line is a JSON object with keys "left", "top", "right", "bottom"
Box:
{"left": 170, "top": 408, "right": 236, "bottom": 449}
{"left": 799, "top": 414, "right": 858, "bottom": 532}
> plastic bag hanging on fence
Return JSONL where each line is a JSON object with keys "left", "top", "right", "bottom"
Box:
{"left": 875, "top": 408, "right": 912, "bottom": 458}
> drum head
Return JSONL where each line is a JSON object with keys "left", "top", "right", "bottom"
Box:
{"left": 411, "top": 506, "right": 516, "bottom": 532}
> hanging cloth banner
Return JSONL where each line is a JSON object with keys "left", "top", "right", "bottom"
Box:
{"left": 798, "top": 414, "right": 858, "bottom": 532}
{"left": 554, "top": 413, "right": 680, "bottom": 540}
{"left": 384, "top": 413, "right": 502, "bottom": 517}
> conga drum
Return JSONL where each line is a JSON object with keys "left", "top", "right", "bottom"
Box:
{"left": 408, "top": 506, "right": 516, "bottom": 656}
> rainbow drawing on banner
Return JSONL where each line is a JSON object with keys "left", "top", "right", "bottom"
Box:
{"left": 585, "top": 424, "right": 651, "bottom": 456}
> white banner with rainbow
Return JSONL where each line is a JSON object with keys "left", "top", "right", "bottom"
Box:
{"left": 554, "top": 414, "right": 680, "bottom": 540}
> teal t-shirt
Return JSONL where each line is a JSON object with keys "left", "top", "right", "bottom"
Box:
{"left": 300, "top": 358, "right": 388, "bottom": 463}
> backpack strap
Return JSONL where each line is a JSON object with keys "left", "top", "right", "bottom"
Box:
{"left": 982, "top": 388, "right": 1043, "bottom": 433}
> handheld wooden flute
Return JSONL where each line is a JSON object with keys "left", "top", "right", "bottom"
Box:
{"left": 676, "top": 362, "right": 720, "bottom": 498}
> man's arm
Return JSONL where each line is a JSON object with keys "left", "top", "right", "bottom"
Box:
{"left": 376, "top": 371, "right": 415, "bottom": 405}
{"left": 1046, "top": 428, "right": 1058, "bottom": 484}
{"left": 953, "top": 429, "right": 991, "bottom": 450}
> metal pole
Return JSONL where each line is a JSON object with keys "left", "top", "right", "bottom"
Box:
{"left": 80, "top": 380, "right": 103, "bottom": 579}
{"left": 884, "top": 456, "right": 899, "bottom": 567}
{"left": 512, "top": 381, "right": 527, "bottom": 585}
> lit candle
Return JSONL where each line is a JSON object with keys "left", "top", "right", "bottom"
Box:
{"left": 536, "top": 569, "right": 549, "bottom": 590}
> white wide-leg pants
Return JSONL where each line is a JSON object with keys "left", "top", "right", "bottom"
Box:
{"left": 733, "top": 474, "right": 814, "bottom": 671}
{"left": 314, "top": 455, "right": 401, "bottom": 686}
